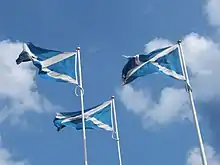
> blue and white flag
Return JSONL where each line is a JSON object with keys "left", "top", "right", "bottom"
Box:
{"left": 16, "top": 42, "right": 78, "bottom": 85}
{"left": 53, "top": 99, "right": 114, "bottom": 132}
{"left": 122, "top": 44, "right": 185, "bottom": 85}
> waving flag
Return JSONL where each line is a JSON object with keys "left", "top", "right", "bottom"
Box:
{"left": 16, "top": 42, "right": 78, "bottom": 85}
{"left": 122, "top": 44, "right": 185, "bottom": 85}
{"left": 53, "top": 99, "right": 114, "bottom": 132}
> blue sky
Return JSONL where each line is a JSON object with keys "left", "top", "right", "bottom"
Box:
{"left": 0, "top": 0, "right": 220, "bottom": 165}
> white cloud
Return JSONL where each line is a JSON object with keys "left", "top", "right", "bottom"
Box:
{"left": 205, "top": 0, "right": 220, "bottom": 27}
{"left": 0, "top": 136, "right": 28, "bottom": 165}
{"left": 144, "top": 38, "right": 172, "bottom": 53}
{"left": 117, "top": 85, "right": 151, "bottom": 115}
{"left": 144, "top": 34, "right": 220, "bottom": 101}
{"left": 187, "top": 144, "right": 220, "bottom": 165}
{"left": 117, "top": 85, "right": 190, "bottom": 128}
{"left": 0, "top": 40, "right": 59, "bottom": 124}
{"left": 117, "top": 32, "right": 220, "bottom": 128}
{"left": 182, "top": 33, "right": 220, "bottom": 101}
{"left": 142, "top": 87, "right": 189, "bottom": 127}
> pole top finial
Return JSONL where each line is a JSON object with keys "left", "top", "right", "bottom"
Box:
{"left": 76, "top": 47, "right": 80, "bottom": 50}
{"left": 111, "top": 96, "right": 115, "bottom": 99}
{"left": 177, "top": 40, "right": 182, "bottom": 44}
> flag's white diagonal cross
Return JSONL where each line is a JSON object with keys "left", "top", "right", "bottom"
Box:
{"left": 88, "top": 117, "right": 113, "bottom": 131}
{"left": 24, "top": 43, "right": 77, "bottom": 68}
{"left": 41, "top": 52, "right": 76, "bottom": 68}
{"left": 152, "top": 62, "right": 185, "bottom": 80}
{"left": 47, "top": 70, "right": 78, "bottom": 84}
{"left": 126, "top": 44, "right": 182, "bottom": 80}
{"left": 24, "top": 44, "right": 78, "bottom": 84}
{"left": 60, "top": 100, "right": 112, "bottom": 124}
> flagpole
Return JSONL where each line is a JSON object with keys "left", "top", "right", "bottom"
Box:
{"left": 177, "top": 40, "right": 208, "bottom": 165}
{"left": 76, "top": 47, "right": 88, "bottom": 165}
{"left": 111, "top": 96, "right": 122, "bottom": 165}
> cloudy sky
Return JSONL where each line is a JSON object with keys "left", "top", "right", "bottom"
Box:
{"left": 0, "top": 0, "right": 220, "bottom": 164}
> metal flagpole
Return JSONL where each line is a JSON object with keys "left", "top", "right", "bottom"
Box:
{"left": 76, "top": 47, "right": 88, "bottom": 165}
{"left": 177, "top": 40, "right": 208, "bottom": 165}
{"left": 111, "top": 96, "right": 122, "bottom": 165}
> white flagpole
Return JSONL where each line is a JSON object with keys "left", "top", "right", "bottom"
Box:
{"left": 111, "top": 96, "right": 122, "bottom": 165}
{"left": 177, "top": 41, "right": 208, "bottom": 165}
{"left": 76, "top": 47, "right": 88, "bottom": 165}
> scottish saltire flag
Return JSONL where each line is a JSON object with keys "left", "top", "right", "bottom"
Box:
{"left": 53, "top": 99, "right": 113, "bottom": 132}
{"left": 16, "top": 42, "right": 78, "bottom": 85}
{"left": 122, "top": 44, "right": 185, "bottom": 85}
